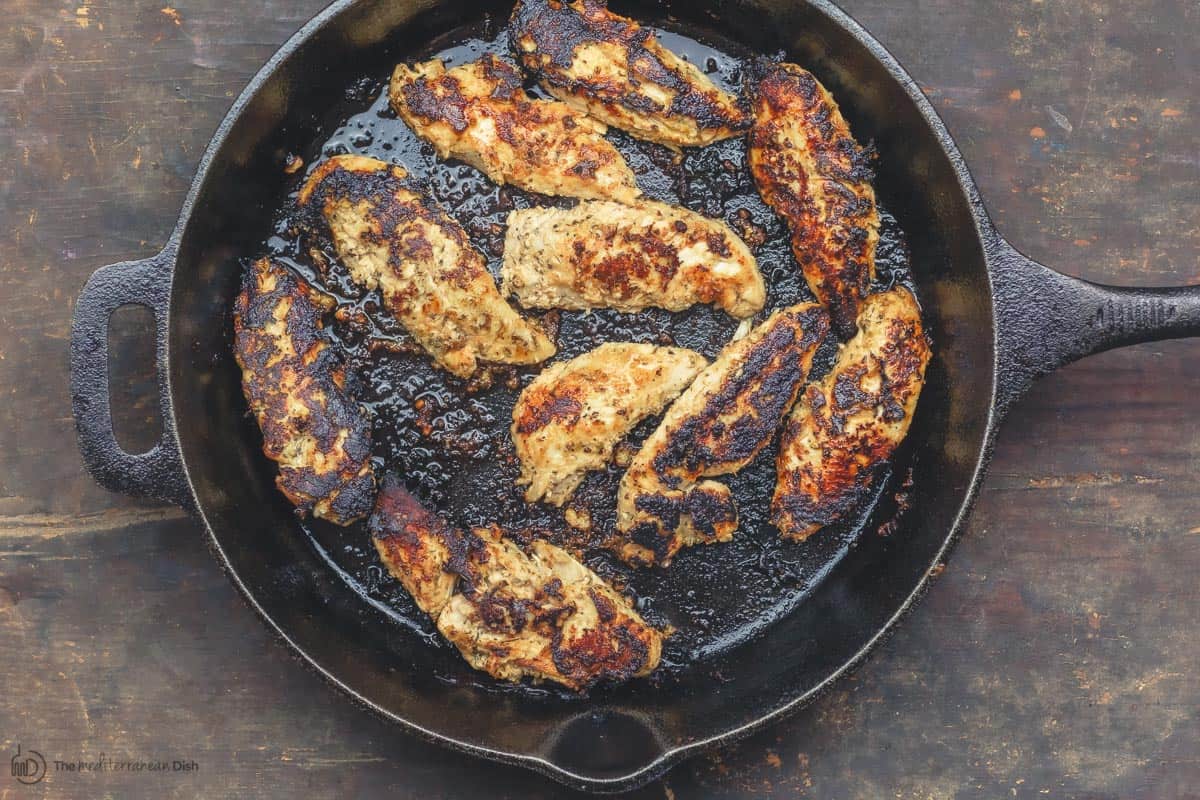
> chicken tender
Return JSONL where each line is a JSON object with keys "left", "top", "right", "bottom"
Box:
{"left": 298, "top": 154, "right": 555, "bottom": 378}
{"left": 233, "top": 258, "right": 375, "bottom": 525}
{"left": 369, "top": 477, "right": 460, "bottom": 616}
{"left": 369, "top": 477, "right": 662, "bottom": 690}
{"left": 616, "top": 303, "right": 831, "bottom": 566}
{"left": 773, "top": 288, "right": 930, "bottom": 540}
{"left": 502, "top": 200, "right": 765, "bottom": 318}
{"left": 513, "top": 343, "right": 708, "bottom": 506}
{"left": 389, "top": 55, "right": 640, "bottom": 202}
{"left": 510, "top": 0, "right": 749, "bottom": 147}
{"left": 749, "top": 61, "right": 879, "bottom": 338}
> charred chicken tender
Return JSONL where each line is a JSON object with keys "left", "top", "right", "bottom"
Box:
{"left": 437, "top": 529, "right": 662, "bottom": 689}
{"left": 616, "top": 303, "right": 831, "bottom": 566}
{"left": 389, "top": 55, "right": 641, "bottom": 203}
{"left": 749, "top": 60, "right": 879, "bottom": 339}
{"left": 369, "top": 477, "right": 459, "bottom": 616}
{"left": 773, "top": 288, "right": 930, "bottom": 541}
{"left": 513, "top": 343, "right": 708, "bottom": 506}
{"left": 502, "top": 200, "right": 766, "bottom": 319}
{"left": 298, "top": 155, "right": 555, "bottom": 378}
{"left": 233, "top": 257, "right": 375, "bottom": 525}
{"left": 369, "top": 477, "right": 662, "bottom": 690}
{"left": 510, "top": 0, "right": 749, "bottom": 147}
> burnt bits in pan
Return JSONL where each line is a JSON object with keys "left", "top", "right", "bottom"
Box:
{"left": 253, "top": 16, "right": 920, "bottom": 693}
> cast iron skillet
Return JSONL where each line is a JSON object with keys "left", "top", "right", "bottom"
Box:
{"left": 69, "top": 0, "right": 1200, "bottom": 793}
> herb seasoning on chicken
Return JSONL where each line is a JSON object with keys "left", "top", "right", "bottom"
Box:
{"left": 502, "top": 199, "right": 765, "bottom": 318}
{"left": 298, "top": 154, "right": 556, "bottom": 378}
{"left": 370, "top": 477, "right": 662, "bottom": 690}
{"left": 513, "top": 342, "right": 708, "bottom": 506}
{"left": 390, "top": 55, "right": 641, "bottom": 202}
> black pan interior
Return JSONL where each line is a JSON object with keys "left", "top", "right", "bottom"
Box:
{"left": 272, "top": 15, "right": 926, "bottom": 688}
{"left": 170, "top": 0, "right": 995, "bottom": 777}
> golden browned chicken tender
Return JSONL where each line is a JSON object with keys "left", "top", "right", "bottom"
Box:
{"left": 513, "top": 343, "right": 708, "bottom": 506}
{"left": 233, "top": 258, "right": 375, "bottom": 525}
{"left": 749, "top": 61, "right": 879, "bottom": 338}
{"left": 502, "top": 200, "right": 766, "bottom": 318}
{"left": 773, "top": 288, "right": 930, "bottom": 541}
{"left": 616, "top": 303, "right": 831, "bottom": 566}
{"left": 437, "top": 530, "right": 661, "bottom": 688}
{"left": 369, "top": 477, "right": 662, "bottom": 690}
{"left": 298, "top": 155, "right": 555, "bottom": 378}
{"left": 389, "top": 55, "right": 640, "bottom": 202}
{"left": 510, "top": 0, "right": 749, "bottom": 147}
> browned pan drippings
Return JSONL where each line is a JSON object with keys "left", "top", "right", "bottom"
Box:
{"left": 258, "top": 16, "right": 919, "bottom": 694}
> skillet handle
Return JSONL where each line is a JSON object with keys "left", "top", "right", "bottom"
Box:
{"left": 538, "top": 709, "right": 670, "bottom": 793}
{"left": 991, "top": 236, "right": 1200, "bottom": 414}
{"left": 70, "top": 246, "right": 193, "bottom": 510}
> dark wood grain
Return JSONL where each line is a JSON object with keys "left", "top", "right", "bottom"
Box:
{"left": 1, "top": 0, "right": 1197, "bottom": 797}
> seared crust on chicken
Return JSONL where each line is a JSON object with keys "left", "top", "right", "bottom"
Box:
{"left": 749, "top": 61, "right": 879, "bottom": 338}
{"left": 369, "top": 477, "right": 662, "bottom": 690}
{"left": 438, "top": 531, "right": 660, "bottom": 688}
{"left": 502, "top": 200, "right": 766, "bottom": 318}
{"left": 616, "top": 303, "right": 831, "bottom": 566}
{"left": 510, "top": 0, "right": 749, "bottom": 147}
{"left": 389, "top": 55, "right": 640, "bottom": 202}
{"left": 298, "top": 155, "right": 555, "bottom": 378}
{"left": 369, "top": 477, "right": 459, "bottom": 616}
{"left": 773, "top": 288, "right": 930, "bottom": 540}
{"left": 513, "top": 343, "right": 708, "bottom": 506}
{"left": 233, "top": 258, "right": 375, "bottom": 525}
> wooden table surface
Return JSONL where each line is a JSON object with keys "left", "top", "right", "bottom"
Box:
{"left": 1, "top": 0, "right": 1197, "bottom": 797}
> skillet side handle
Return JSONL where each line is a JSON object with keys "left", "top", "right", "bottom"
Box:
{"left": 991, "top": 236, "right": 1200, "bottom": 415}
{"left": 538, "top": 709, "right": 672, "bottom": 793}
{"left": 70, "top": 246, "right": 193, "bottom": 510}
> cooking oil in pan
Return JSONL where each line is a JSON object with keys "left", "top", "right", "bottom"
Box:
{"left": 261, "top": 16, "right": 920, "bottom": 693}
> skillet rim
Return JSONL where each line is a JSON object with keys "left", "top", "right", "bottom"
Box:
{"left": 163, "top": 0, "right": 1006, "bottom": 790}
